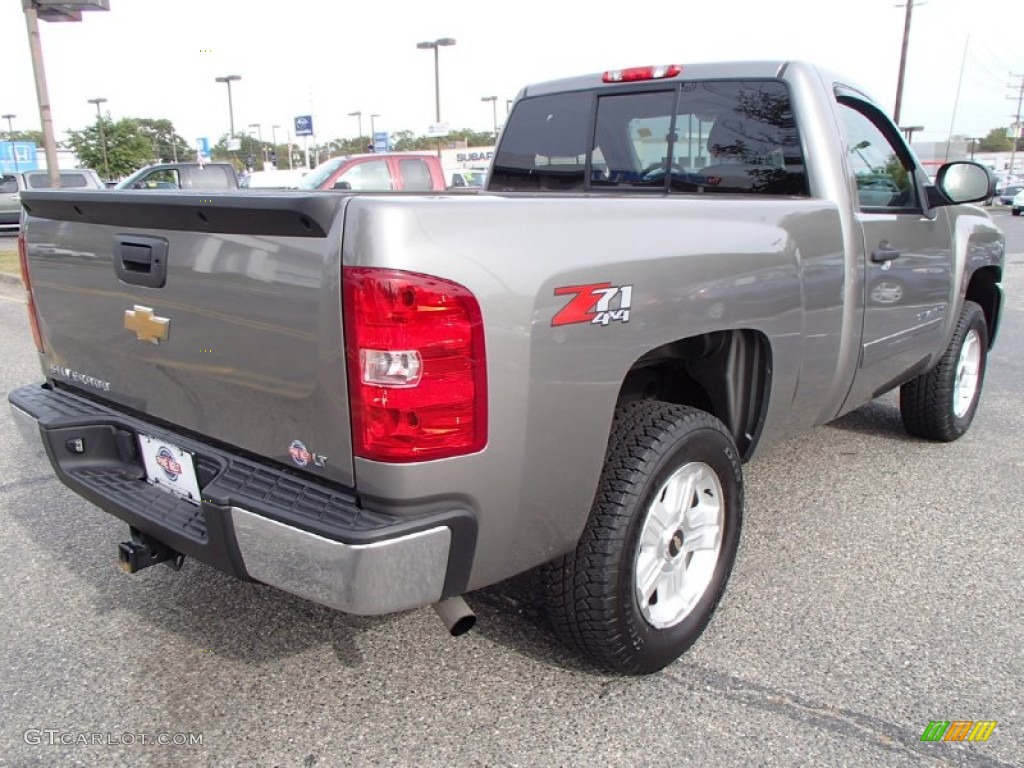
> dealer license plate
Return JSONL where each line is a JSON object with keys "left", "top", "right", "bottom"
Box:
{"left": 138, "top": 434, "right": 201, "bottom": 505}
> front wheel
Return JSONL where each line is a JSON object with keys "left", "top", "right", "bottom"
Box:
{"left": 900, "top": 300, "right": 988, "bottom": 441}
{"left": 542, "top": 402, "right": 743, "bottom": 674}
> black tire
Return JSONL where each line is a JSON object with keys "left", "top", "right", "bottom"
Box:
{"left": 900, "top": 300, "right": 988, "bottom": 442}
{"left": 542, "top": 401, "right": 743, "bottom": 674}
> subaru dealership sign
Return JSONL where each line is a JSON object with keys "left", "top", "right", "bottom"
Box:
{"left": 294, "top": 115, "right": 314, "bottom": 137}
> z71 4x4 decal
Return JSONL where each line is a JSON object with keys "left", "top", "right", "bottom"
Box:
{"left": 552, "top": 282, "right": 633, "bottom": 327}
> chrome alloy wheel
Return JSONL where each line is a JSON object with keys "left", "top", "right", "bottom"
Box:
{"left": 953, "top": 329, "right": 982, "bottom": 419}
{"left": 634, "top": 462, "right": 725, "bottom": 629}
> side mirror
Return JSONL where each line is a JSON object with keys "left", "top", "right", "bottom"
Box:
{"left": 333, "top": 180, "right": 351, "bottom": 191}
{"left": 934, "top": 161, "right": 993, "bottom": 205}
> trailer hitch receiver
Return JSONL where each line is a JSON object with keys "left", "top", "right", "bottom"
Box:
{"left": 118, "top": 527, "right": 185, "bottom": 573}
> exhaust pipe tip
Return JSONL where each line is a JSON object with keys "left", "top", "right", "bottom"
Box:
{"left": 433, "top": 596, "right": 476, "bottom": 636}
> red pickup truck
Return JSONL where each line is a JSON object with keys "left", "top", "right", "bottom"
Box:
{"left": 297, "top": 152, "right": 447, "bottom": 191}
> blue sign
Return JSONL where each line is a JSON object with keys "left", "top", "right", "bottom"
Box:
{"left": 372, "top": 131, "right": 389, "bottom": 153}
{"left": 0, "top": 141, "right": 39, "bottom": 173}
{"left": 294, "top": 115, "right": 314, "bottom": 137}
{"left": 195, "top": 137, "right": 211, "bottom": 159}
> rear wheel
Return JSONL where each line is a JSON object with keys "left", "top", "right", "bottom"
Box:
{"left": 900, "top": 300, "right": 988, "bottom": 441}
{"left": 542, "top": 401, "right": 743, "bottom": 674}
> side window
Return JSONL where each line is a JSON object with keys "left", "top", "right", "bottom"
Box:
{"left": 337, "top": 160, "right": 392, "bottom": 191}
{"left": 399, "top": 159, "right": 433, "bottom": 191}
{"left": 837, "top": 99, "right": 917, "bottom": 210}
{"left": 1, "top": 175, "right": 18, "bottom": 193}
{"left": 134, "top": 170, "right": 180, "bottom": 189}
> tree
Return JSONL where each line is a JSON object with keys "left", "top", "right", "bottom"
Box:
{"left": 976, "top": 126, "right": 1022, "bottom": 153}
{"left": 6, "top": 129, "right": 45, "bottom": 145}
{"left": 135, "top": 118, "right": 192, "bottom": 163}
{"left": 65, "top": 117, "right": 156, "bottom": 179}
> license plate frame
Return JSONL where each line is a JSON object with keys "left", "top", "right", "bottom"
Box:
{"left": 138, "top": 434, "right": 201, "bottom": 505}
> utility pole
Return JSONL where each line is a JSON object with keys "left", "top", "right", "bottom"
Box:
{"left": 893, "top": 0, "right": 918, "bottom": 125}
{"left": 1008, "top": 74, "right": 1024, "bottom": 177}
{"left": 24, "top": 5, "right": 60, "bottom": 187}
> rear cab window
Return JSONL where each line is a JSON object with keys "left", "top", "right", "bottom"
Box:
{"left": 490, "top": 79, "right": 808, "bottom": 197}
{"left": 26, "top": 172, "right": 91, "bottom": 189}
{"left": 190, "top": 165, "right": 234, "bottom": 189}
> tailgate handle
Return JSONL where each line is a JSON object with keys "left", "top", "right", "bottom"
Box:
{"left": 114, "top": 235, "right": 168, "bottom": 288}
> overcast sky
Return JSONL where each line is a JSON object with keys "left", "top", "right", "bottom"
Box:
{"left": 1, "top": 0, "right": 1023, "bottom": 148}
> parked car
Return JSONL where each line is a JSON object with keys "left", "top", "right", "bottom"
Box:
{"left": 0, "top": 169, "right": 105, "bottom": 230}
{"left": 998, "top": 183, "right": 1024, "bottom": 205}
{"left": 297, "top": 153, "right": 446, "bottom": 191}
{"left": 115, "top": 162, "right": 238, "bottom": 191}
{"left": 1012, "top": 189, "right": 1024, "bottom": 215}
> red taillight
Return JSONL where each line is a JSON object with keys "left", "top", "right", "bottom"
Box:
{"left": 602, "top": 64, "right": 683, "bottom": 83}
{"left": 343, "top": 267, "right": 487, "bottom": 462}
{"left": 18, "top": 227, "right": 45, "bottom": 354}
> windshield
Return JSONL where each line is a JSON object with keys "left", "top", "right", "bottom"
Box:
{"left": 297, "top": 157, "right": 346, "bottom": 189}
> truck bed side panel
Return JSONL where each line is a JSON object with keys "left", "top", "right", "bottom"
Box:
{"left": 342, "top": 194, "right": 846, "bottom": 589}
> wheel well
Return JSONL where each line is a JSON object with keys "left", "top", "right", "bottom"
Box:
{"left": 616, "top": 330, "right": 771, "bottom": 460}
{"left": 965, "top": 266, "right": 1002, "bottom": 348}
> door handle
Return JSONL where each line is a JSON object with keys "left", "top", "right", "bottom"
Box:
{"left": 114, "top": 234, "right": 168, "bottom": 288}
{"left": 871, "top": 242, "right": 901, "bottom": 263}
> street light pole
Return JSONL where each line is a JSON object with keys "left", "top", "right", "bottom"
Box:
{"left": 87, "top": 97, "right": 109, "bottom": 179}
{"left": 481, "top": 96, "right": 497, "bottom": 140}
{"left": 417, "top": 38, "right": 455, "bottom": 158}
{"left": 2, "top": 114, "right": 18, "bottom": 173}
{"left": 249, "top": 122, "right": 263, "bottom": 163}
{"left": 370, "top": 113, "right": 380, "bottom": 144}
{"left": 215, "top": 75, "right": 241, "bottom": 138}
{"left": 272, "top": 124, "right": 280, "bottom": 167}
{"left": 348, "top": 111, "right": 362, "bottom": 143}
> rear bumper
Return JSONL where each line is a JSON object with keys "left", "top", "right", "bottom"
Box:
{"left": 8, "top": 383, "right": 476, "bottom": 615}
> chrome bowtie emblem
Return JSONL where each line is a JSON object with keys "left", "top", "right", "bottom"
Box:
{"left": 124, "top": 305, "right": 169, "bottom": 344}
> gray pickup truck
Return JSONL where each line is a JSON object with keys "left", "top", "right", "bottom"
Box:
{"left": 8, "top": 60, "right": 1004, "bottom": 674}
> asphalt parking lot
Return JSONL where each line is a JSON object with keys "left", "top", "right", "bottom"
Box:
{"left": 0, "top": 219, "right": 1021, "bottom": 767}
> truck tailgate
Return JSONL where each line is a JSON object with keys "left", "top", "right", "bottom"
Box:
{"left": 18, "top": 190, "right": 355, "bottom": 488}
